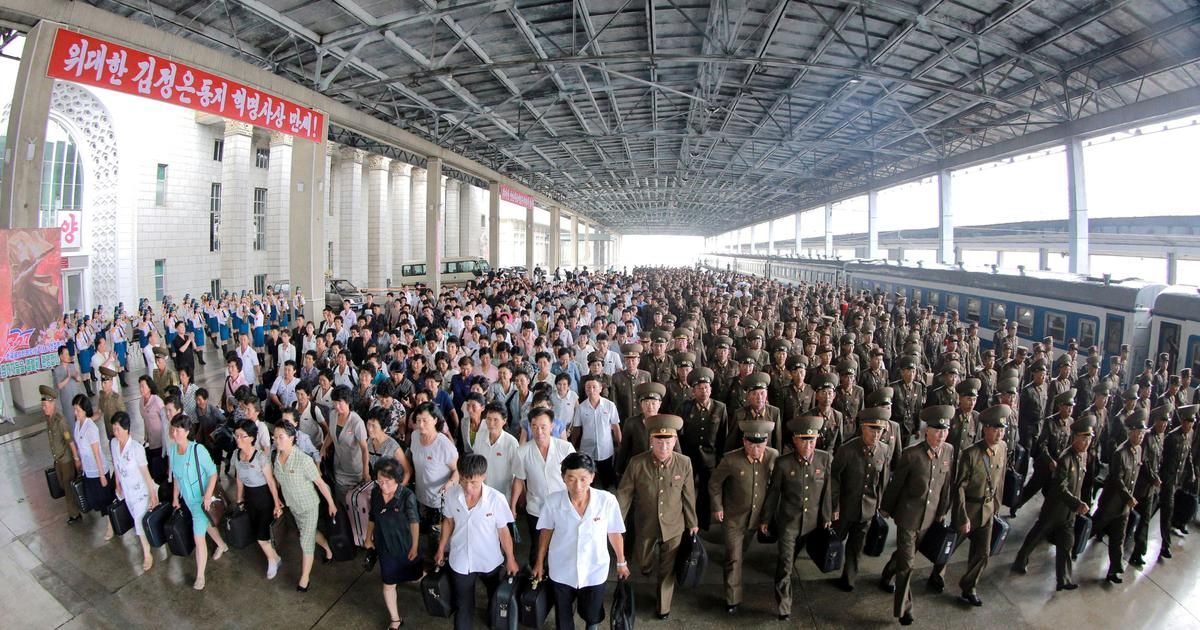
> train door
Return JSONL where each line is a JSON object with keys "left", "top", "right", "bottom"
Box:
{"left": 1157, "top": 321, "right": 1181, "bottom": 372}
{"left": 1188, "top": 335, "right": 1200, "bottom": 373}
{"left": 1104, "top": 315, "right": 1124, "bottom": 358}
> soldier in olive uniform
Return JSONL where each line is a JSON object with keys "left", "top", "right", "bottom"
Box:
{"left": 780, "top": 355, "right": 815, "bottom": 425}
{"left": 1076, "top": 357, "right": 1102, "bottom": 410}
{"left": 725, "top": 353, "right": 758, "bottom": 412}
{"left": 879, "top": 405, "right": 956, "bottom": 626}
{"left": 831, "top": 408, "right": 891, "bottom": 591}
{"left": 1015, "top": 389, "right": 1077, "bottom": 514}
{"left": 726, "top": 372, "right": 784, "bottom": 451}
{"left": 1012, "top": 417, "right": 1094, "bottom": 591}
{"left": 97, "top": 366, "right": 127, "bottom": 438}
{"left": 1080, "top": 382, "right": 1112, "bottom": 500}
{"left": 1158, "top": 404, "right": 1196, "bottom": 559}
{"left": 611, "top": 343, "right": 651, "bottom": 423}
{"left": 950, "top": 404, "right": 1009, "bottom": 606}
{"left": 948, "top": 379, "right": 982, "bottom": 480}
{"left": 745, "top": 329, "right": 770, "bottom": 368}
{"left": 975, "top": 350, "right": 998, "bottom": 409}
{"left": 833, "top": 360, "right": 865, "bottom": 439}
{"left": 809, "top": 374, "right": 845, "bottom": 454}
{"left": 925, "top": 362, "right": 962, "bottom": 409}
{"left": 995, "top": 378, "right": 1024, "bottom": 472}
{"left": 709, "top": 419, "right": 779, "bottom": 614}
{"left": 708, "top": 336, "right": 739, "bottom": 404}
{"left": 678, "top": 367, "right": 728, "bottom": 529}
{"left": 864, "top": 388, "right": 905, "bottom": 473}
{"left": 642, "top": 331, "right": 676, "bottom": 384}
{"left": 764, "top": 340, "right": 793, "bottom": 405}
{"left": 617, "top": 382, "right": 669, "bottom": 475}
{"left": 860, "top": 348, "right": 890, "bottom": 398}
{"left": 663, "top": 351, "right": 696, "bottom": 414}
{"left": 891, "top": 356, "right": 926, "bottom": 445}
{"left": 1093, "top": 412, "right": 1146, "bottom": 583}
{"left": 1018, "top": 360, "right": 1049, "bottom": 454}
{"left": 41, "top": 386, "right": 82, "bottom": 523}
{"left": 151, "top": 346, "right": 178, "bottom": 395}
{"left": 616, "top": 414, "right": 698, "bottom": 620}
{"left": 762, "top": 416, "right": 833, "bottom": 621}
{"left": 1129, "top": 407, "right": 1164, "bottom": 566}
{"left": 1047, "top": 356, "right": 1075, "bottom": 417}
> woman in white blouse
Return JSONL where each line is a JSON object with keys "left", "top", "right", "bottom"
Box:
{"left": 72, "top": 395, "right": 114, "bottom": 539}
{"left": 110, "top": 412, "right": 159, "bottom": 570}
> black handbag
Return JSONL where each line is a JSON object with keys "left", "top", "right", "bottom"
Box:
{"left": 610, "top": 578, "right": 635, "bottom": 630}
{"left": 804, "top": 526, "right": 845, "bottom": 573}
{"left": 421, "top": 565, "right": 455, "bottom": 618}
{"left": 143, "top": 502, "right": 171, "bottom": 547}
{"left": 46, "top": 466, "right": 65, "bottom": 499}
{"left": 1172, "top": 491, "right": 1198, "bottom": 529}
{"left": 224, "top": 505, "right": 254, "bottom": 549}
{"left": 1072, "top": 514, "right": 1092, "bottom": 558}
{"left": 490, "top": 575, "right": 519, "bottom": 630}
{"left": 167, "top": 505, "right": 197, "bottom": 557}
{"left": 918, "top": 521, "right": 957, "bottom": 565}
{"left": 675, "top": 532, "right": 708, "bottom": 588}
{"left": 324, "top": 513, "right": 356, "bottom": 561}
{"left": 109, "top": 498, "right": 134, "bottom": 536}
{"left": 1002, "top": 468, "right": 1024, "bottom": 509}
{"left": 989, "top": 515, "right": 1010, "bottom": 556}
{"left": 517, "top": 574, "right": 552, "bottom": 629}
{"left": 864, "top": 513, "right": 889, "bottom": 557}
{"left": 71, "top": 477, "right": 90, "bottom": 514}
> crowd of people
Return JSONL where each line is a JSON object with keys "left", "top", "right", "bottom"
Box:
{"left": 38, "top": 265, "right": 1198, "bottom": 628}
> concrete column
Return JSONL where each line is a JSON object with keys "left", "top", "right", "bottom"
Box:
{"left": 459, "top": 182, "right": 474, "bottom": 257}
{"left": 390, "top": 162, "right": 412, "bottom": 279}
{"left": 0, "top": 21, "right": 54, "bottom": 229}
{"left": 996, "top": 250, "right": 1005, "bottom": 269}
{"left": 894, "top": 246, "right": 905, "bottom": 261}
{"left": 266, "top": 132, "right": 293, "bottom": 283}
{"left": 794, "top": 211, "right": 803, "bottom": 255}
{"left": 525, "top": 206, "right": 535, "bottom": 278}
{"left": 823, "top": 203, "right": 834, "bottom": 257}
{"left": 767, "top": 220, "right": 774, "bottom": 256}
{"left": 1038, "top": 247, "right": 1050, "bottom": 271}
{"left": 570, "top": 215, "right": 579, "bottom": 269}
{"left": 426, "top": 158, "right": 443, "bottom": 295}
{"left": 550, "top": 206, "right": 561, "bottom": 270}
{"left": 750, "top": 223, "right": 758, "bottom": 255}
{"left": 323, "top": 143, "right": 335, "bottom": 275}
{"left": 410, "top": 167, "right": 427, "bottom": 261}
{"left": 1167, "top": 252, "right": 1178, "bottom": 285}
{"left": 336, "top": 146, "right": 366, "bottom": 282}
{"left": 867, "top": 190, "right": 880, "bottom": 259}
{"left": 487, "top": 182, "right": 500, "bottom": 267}
{"left": 735, "top": 228, "right": 741, "bottom": 254}
{"left": 938, "top": 169, "right": 953, "bottom": 265}
{"left": 289, "top": 136, "right": 327, "bottom": 321}
{"left": 1066, "top": 136, "right": 1090, "bottom": 275}
{"left": 220, "top": 121, "right": 254, "bottom": 291}
{"left": 366, "top": 154, "right": 391, "bottom": 288}
{"left": 444, "top": 176, "right": 460, "bottom": 258}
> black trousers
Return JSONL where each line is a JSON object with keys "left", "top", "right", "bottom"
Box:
{"left": 449, "top": 566, "right": 501, "bottom": 630}
{"left": 525, "top": 512, "right": 543, "bottom": 568}
{"left": 551, "top": 579, "right": 606, "bottom": 630}
{"left": 594, "top": 457, "right": 617, "bottom": 489}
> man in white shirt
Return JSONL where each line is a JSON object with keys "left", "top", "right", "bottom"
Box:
{"left": 595, "top": 335, "right": 623, "bottom": 376}
{"left": 533, "top": 452, "right": 628, "bottom": 630}
{"left": 236, "top": 332, "right": 261, "bottom": 386}
{"left": 512, "top": 408, "right": 575, "bottom": 566}
{"left": 570, "top": 377, "right": 622, "bottom": 488}
{"left": 471, "top": 404, "right": 520, "bottom": 503}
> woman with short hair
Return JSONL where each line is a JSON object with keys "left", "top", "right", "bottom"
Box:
{"left": 272, "top": 422, "right": 336, "bottom": 592}
{"left": 167, "top": 413, "right": 229, "bottom": 590}
{"left": 72, "top": 394, "right": 114, "bottom": 539}
{"left": 233, "top": 420, "right": 284, "bottom": 579}
{"left": 366, "top": 457, "right": 422, "bottom": 629}
{"left": 110, "top": 411, "right": 158, "bottom": 570}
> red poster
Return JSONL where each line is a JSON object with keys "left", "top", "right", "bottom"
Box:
{"left": 500, "top": 184, "right": 536, "bottom": 209}
{"left": 47, "top": 28, "right": 324, "bottom": 143}
{"left": 0, "top": 229, "right": 66, "bottom": 378}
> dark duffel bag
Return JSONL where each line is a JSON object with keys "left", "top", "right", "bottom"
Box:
{"left": 1072, "top": 514, "right": 1092, "bottom": 558}
{"left": 421, "top": 565, "right": 455, "bottom": 618}
{"left": 990, "top": 515, "right": 1010, "bottom": 556}
{"left": 517, "top": 574, "right": 553, "bottom": 629}
{"left": 223, "top": 506, "right": 255, "bottom": 549}
{"left": 804, "top": 527, "right": 845, "bottom": 573}
{"left": 610, "top": 578, "right": 635, "bottom": 630}
{"left": 1002, "top": 468, "right": 1024, "bottom": 509}
{"left": 675, "top": 532, "right": 708, "bottom": 588}
{"left": 167, "top": 505, "right": 197, "bottom": 557}
{"left": 490, "top": 574, "right": 519, "bottom": 630}
{"left": 46, "top": 466, "right": 65, "bottom": 499}
{"left": 71, "top": 477, "right": 90, "bottom": 514}
{"left": 109, "top": 498, "right": 134, "bottom": 536}
{"left": 918, "top": 521, "right": 958, "bottom": 565}
{"left": 1172, "top": 491, "right": 1198, "bottom": 529}
{"left": 864, "top": 513, "right": 889, "bottom": 557}
{"left": 324, "top": 513, "right": 356, "bottom": 561}
{"left": 142, "top": 502, "right": 171, "bottom": 547}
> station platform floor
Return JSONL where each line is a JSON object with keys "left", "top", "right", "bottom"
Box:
{"left": 1, "top": 353, "right": 1198, "bottom": 630}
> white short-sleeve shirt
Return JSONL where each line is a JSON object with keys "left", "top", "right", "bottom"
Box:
{"left": 443, "top": 485, "right": 514, "bottom": 575}
{"left": 471, "top": 430, "right": 520, "bottom": 503}
{"left": 512, "top": 438, "right": 575, "bottom": 517}
{"left": 537, "top": 489, "right": 626, "bottom": 589}
{"left": 572, "top": 398, "right": 620, "bottom": 461}
{"left": 411, "top": 433, "right": 458, "bottom": 508}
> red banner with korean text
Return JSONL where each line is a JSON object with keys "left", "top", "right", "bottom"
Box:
{"left": 0, "top": 229, "right": 66, "bottom": 379}
{"left": 47, "top": 28, "right": 324, "bottom": 143}
{"left": 500, "top": 184, "right": 536, "bottom": 209}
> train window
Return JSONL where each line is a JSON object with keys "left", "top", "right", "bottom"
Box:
{"left": 946, "top": 294, "right": 960, "bottom": 314}
{"left": 913, "top": 288, "right": 922, "bottom": 305}
{"left": 1017, "top": 307, "right": 1034, "bottom": 335}
{"left": 927, "top": 290, "right": 941, "bottom": 308}
{"left": 1078, "top": 320, "right": 1096, "bottom": 350}
{"left": 965, "top": 297, "right": 981, "bottom": 322}
{"left": 1158, "top": 322, "right": 1181, "bottom": 372}
{"left": 1189, "top": 338, "right": 1200, "bottom": 373}
{"left": 1045, "top": 312, "right": 1066, "bottom": 342}
{"left": 1104, "top": 315, "right": 1124, "bottom": 357}
{"left": 989, "top": 303, "right": 1007, "bottom": 328}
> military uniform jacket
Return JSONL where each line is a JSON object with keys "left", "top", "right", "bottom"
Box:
{"left": 641, "top": 353, "right": 676, "bottom": 384}
{"left": 951, "top": 441, "right": 1007, "bottom": 529}
{"left": 975, "top": 368, "right": 997, "bottom": 407}
{"left": 831, "top": 437, "right": 890, "bottom": 525}
{"left": 618, "top": 413, "right": 681, "bottom": 473}
{"left": 879, "top": 419, "right": 905, "bottom": 473}
{"left": 1003, "top": 406, "right": 1021, "bottom": 462}
{"left": 726, "top": 405, "right": 783, "bottom": 453}
{"left": 832, "top": 385, "right": 865, "bottom": 436}
{"left": 1035, "top": 417, "right": 1073, "bottom": 468}
{"left": 1093, "top": 441, "right": 1140, "bottom": 532}
{"left": 1019, "top": 383, "right": 1047, "bottom": 430}
{"left": 153, "top": 367, "right": 179, "bottom": 399}
{"left": 46, "top": 411, "right": 73, "bottom": 462}
{"left": 709, "top": 360, "right": 739, "bottom": 404}
{"left": 98, "top": 390, "right": 127, "bottom": 423}
{"left": 616, "top": 451, "right": 698, "bottom": 542}
{"left": 1134, "top": 431, "right": 1164, "bottom": 501}
{"left": 1075, "top": 373, "right": 1100, "bottom": 409}
{"left": 708, "top": 447, "right": 779, "bottom": 530}
{"left": 948, "top": 410, "right": 981, "bottom": 477}
{"left": 1046, "top": 378, "right": 1073, "bottom": 417}
{"left": 664, "top": 379, "right": 695, "bottom": 416}
{"left": 881, "top": 442, "right": 955, "bottom": 533}
{"left": 678, "top": 398, "right": 728, "bottom": 470}
{"left": 1041, "top": 448, "right": 1088, "bottom": 525}
{"left": 924, "top": 383, "right": 957, "bottom": 409}
{"left": 891, "top": 379, "right": 925, "bottom": 432}
{"left": 764, "top": 450, "right": 834, "bottom": 538}
{"left": 611, "top": 369, "right": 651, "bottom": 421}
{"left": 859, "top": 368, "right": 890, "bottom": 398}
{"left": 808, "top": 405, "right": 845, "bottom": 454}
{"left": 780, "top": 384, "right": 815, "bottom": 427}
{"left": 1161, "top": 428, "right": 1196, "bottom": 489}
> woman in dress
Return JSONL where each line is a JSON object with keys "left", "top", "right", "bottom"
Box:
{"left": 178, "top": 366, "right": 199, "bottom": 418}
{"left": 110, "top": 411, "right": 158, "bottom": 570}
{"left": 233, "top": 420, "right": 284, "bottom": 579}
{"left": 72, "top": 395, "right": 114, "bottom": 539}
{"left": 138, "top": 375, "right": 169, "bottom": 484}
{"left": 272, "top": 422, "right": 337, "bottom": 591}
{"left": 52, "top": 345, "right": 84, "bottom": 421}
{"left": 75, "top": 321, "right": 95, "bottom": 397}
{"left": 167, "top": 413, "right": 229, "bottom": 590}
{"left": 366, "top": 410, "right": 410, "bottom": 481}
{"left": 366, "top": 457, "right": 422, "bottom": 630}
{"left": 409, "top": 402, "right": 459, "bottom": 559}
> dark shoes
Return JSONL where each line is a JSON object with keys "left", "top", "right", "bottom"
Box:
{"left": 899, "top": 613, "right": 915, "bottom": 626}
{"left": 1161, "top": 548, "right": 1173, "bottom": 559}
{"left": 726, "top": 605, "right": 738, "bottom": 615}
{"left": 926, "top": 575, "right": 945, "bottom": 593}
{"left": 834, "top": 577, "right": 855, "bottom": 592}
{"left": 655, "top": 612, "right": 670, "bottom": 621}
{"left": 1011, "top": 563, "right": 1028, "bottom": 575}
{"left": 960, "top": 592, "right": 983, "bottom": 607}
{"left": 67, "top": 515, "right": 83, "bottom": 525}
{"left": 879, "top": 578, "right": 896, "bottom": 593}
{"left": 1056, "top": 582, "right": 1078, "bottom": 591}
{"left": 1106, "top": 573, "right": 1123, "bottom": 584}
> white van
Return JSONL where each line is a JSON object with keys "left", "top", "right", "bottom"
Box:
{"left": 398, "top": 256, "right": 491, "bottom": 285}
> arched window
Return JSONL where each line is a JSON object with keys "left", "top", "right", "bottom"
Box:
{"left": 40, "top": 119, "right": 84, "bottom": 227}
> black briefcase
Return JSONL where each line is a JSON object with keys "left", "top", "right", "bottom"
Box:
{"left": 675, "top": 532, "right": 708, "bottom": 588}
{"left": 864, "top": 513, "right": 889, "bottom": 557}
{"left": 109, "top": 498, "right": 134, "bottom": 536}
{"left": 421, "top": 565, "right": 455, "bottom": 618}
{"left": 611, "top": 578, "right": 635, "bottom": 630}
{"left": 224, "top": 506, "right": 254, "bottom": 549}
{"left": 1003, "top": 468, "right": 1024, "bottom": 509}
{"left": 804, "top": 527, "right": 845, "bottom": 573}
{"left": 918, "top": 522, "right": 957, "bottom": 565}
{"left": 157, "top": 479, "right": 174, "bottom": 504}
{"left": 1124, "top": 509, "right": 1141, "bottom": 549}
{"left": 490, "top": 575, "right": 519, "bottom": 630}
{"left": 71, "top": 477, "right": 90, "bottom": 514}
{"left": 1072, "top": 514, "right": 1092, "bottom": 558}
{"left": 45, "top": 466, "right": 65, "bottom": 499}
{"left": 757, "top": 525, "right": 779, "bottom": 545}
{"left": 517, "top": 574, "right": 552, "bottom": 629}
{"left": 325, "top": 513, "right": 356, "bottom": 561}
{"left": 167, "top": 505, "right": 196, "bottom": 557}
{"left": 990, "top": 515, "right": 1010, "bottom": 556}
{"left": 1172, "top": 491, "right": 1198, "bottom": 529}
{"left": 142, "top": 502, "right": 171, "bottom": 547}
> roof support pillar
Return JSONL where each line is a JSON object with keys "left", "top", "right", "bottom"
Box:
{"left": 426, "top": 157, "right": 443, "bottom": 296}
{"left": 549, "top": 206, "right": 561, "bottom": 271}
{"left": 823, "top": 203, "right": 834, "bottom": 257}
{"left": 570, "top": 215, "right": 579, "bottom": 269}
{"left": 487, "top": 181, "right": 500, "bottom": 268}
{"left": 767, "top": 220, "right": 774, "bottom": 256}
{"left": 938, "top": 169, "right": 953, "bottom": 265}
{"left": 1066, "top": 136, "right": 1090, "bottom": 275}
{"left": 0, "top": 21, "right": 54, "bottom": 230}
{"left": 794, "top": 210, "right": 803, "bottom": 256}
{"left": 525, "top": 206, "right": 535, "bottom": 279}
{"left": 1038, "top": 248, "right": 1050, "bottom": 271}
{"left": 1167, "top": 252, "right": 1178, "bottom": 285}
{"left": 867, "top": 190, "right": 880, "bottom": 259}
